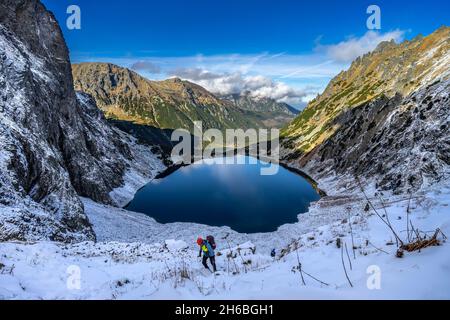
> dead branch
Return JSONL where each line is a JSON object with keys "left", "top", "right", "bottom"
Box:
{"left": 356, "top": 177, "right": 404, "bottom": 247}
{"left": 347, "top": 208, "right": 356, "bottom": 259}
{"left": 345, "top": 242, "right": 353, "bottom": 271}
{"left": 236, "top": 246, "right": 248, "bottom": 274}
{"left": 367, "top": 240, "right": 390, "bottom": 255}
{"left": 401, "top": 228, "right": 444, "bottom": 252}
{"left": 377, "top": 194, "right": 398, "bottom": 247}
{"left": 341, "top": 242, "right": 353, "bottom": 287}
{"left": 295, "top": 244, "right": 306, "bottom": 286}
{"left": 301, "top": 269, "right": 330, "bottom": 286}
{"left": 292, "top": 240, "right": 328, "bottom": 287}
{"left": 223, "top": 233, "right": 240, "bottom": 274}
{"left": 406, "top": 190, "right": 413, "bottom": 242}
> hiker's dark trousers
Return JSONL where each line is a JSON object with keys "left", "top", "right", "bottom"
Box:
{"left": 202, "top": 255, "right": 217, "bottom": 272}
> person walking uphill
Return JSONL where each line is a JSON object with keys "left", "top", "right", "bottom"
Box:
{"left": 197, "top": 236, "right": 217, "bottom": 273}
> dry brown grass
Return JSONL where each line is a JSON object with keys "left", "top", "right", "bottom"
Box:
{"left": 401, "top": 228, "right": 447, "bottom": 252}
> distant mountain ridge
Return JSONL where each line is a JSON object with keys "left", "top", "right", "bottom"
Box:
{"left": 221, "top": 92, "right": 299, "bottom": 128}
{"left": 221, "top": 91, "right": 299, "bottom": 115}
{"left": 72, "top": 63, "right": 297, "bottom": 131}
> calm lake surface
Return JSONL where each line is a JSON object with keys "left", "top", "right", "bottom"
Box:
{"left": 125, "top": 156, "right": 320, "bottom": 233}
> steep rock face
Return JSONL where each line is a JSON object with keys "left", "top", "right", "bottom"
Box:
{"left": 281, "top": 27, "right": 450, "bottom": 193}
{"left": 0, "top": 0, "right": 163, "bottom": 242}
{"left": 296, "top": 80, "right": 450, "bottom": 194}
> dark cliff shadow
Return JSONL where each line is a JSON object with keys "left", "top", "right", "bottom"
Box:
{"left": 108, "top": 120, "right": 197, "bottom": 158}
{"left": 109, "top": 120, "right": 175, "bottom": 154}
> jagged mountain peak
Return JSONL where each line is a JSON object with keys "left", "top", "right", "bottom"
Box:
{"left": 282, "top": 26, "right": 450, "bottom": 153}
{"left": 372, "top": 38, "right": 397, "bottom": 54}
{"left": 72, "top": 62, "right": 245, "bottom": 130}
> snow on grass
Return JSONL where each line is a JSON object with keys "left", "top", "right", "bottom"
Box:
{"left": 1, "top": 180, "right": 449, "bottom": 299}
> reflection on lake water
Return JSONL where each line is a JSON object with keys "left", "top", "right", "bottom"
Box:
{"left": 125, "top": 156, "right": 320, "bottom": 233}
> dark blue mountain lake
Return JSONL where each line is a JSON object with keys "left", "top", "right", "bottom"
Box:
{"left": 125, "top": 156, "right": 321, "bottom": 233}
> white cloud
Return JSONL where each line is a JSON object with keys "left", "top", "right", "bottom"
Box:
{"left": 130, "top": 60, "right": 161, "bottom": 74}
{"left": 169, "top": 68, "right": 313, "bottom": 106}
{"left": 71, "top": 31, "right": 407, "bottom": 108}
{"left": 317, "top": 30, "right": 405, "bottom": 63}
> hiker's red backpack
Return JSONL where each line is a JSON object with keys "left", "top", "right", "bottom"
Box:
{"left": 206, "top": 235, "right": 216, "bottom": 250}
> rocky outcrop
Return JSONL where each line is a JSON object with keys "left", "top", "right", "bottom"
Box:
{"left": 296, "top": 80, "right": 450, "bottom": 194}
{"left": 282, "top": 27, "right": 449, "bottom": 153}
{"left": 281, "top": 27, "right": 450, "bottom": 194}
{"left": 0, "top": 0, "right": 163, "bottom": 242}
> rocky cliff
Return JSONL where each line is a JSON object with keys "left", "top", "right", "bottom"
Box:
{"left": 0, "top": 0, "right": 163, "bottom": 242}
{"left": 281, "top": 27, "right": 450, "bottom": 194}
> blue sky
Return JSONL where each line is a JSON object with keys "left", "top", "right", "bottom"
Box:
{"left": 42, "top": 0, "right": 449, "bottom": 107}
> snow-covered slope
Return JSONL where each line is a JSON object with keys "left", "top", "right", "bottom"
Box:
{"left": 0, "top": 0, "right": 164, "bottom": 242}
{"left": 281, "top": 27, "right": 450, "bottom": 195}
{"left": 1, "top": 181, "right": 448, "bottom": 299}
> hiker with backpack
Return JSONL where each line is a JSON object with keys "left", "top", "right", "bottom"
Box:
{"left": 197, "top": 236, "right": 217, "bottom": 273}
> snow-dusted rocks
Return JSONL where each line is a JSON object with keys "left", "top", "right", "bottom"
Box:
{"left": 282, "top": 79, "right": 450, "bottom": 195}
{"left": 281, "top": 27, "right": 450, "bottom": 195}
{"left": 0, "top": 0, "right": 163, "bottom": 242}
